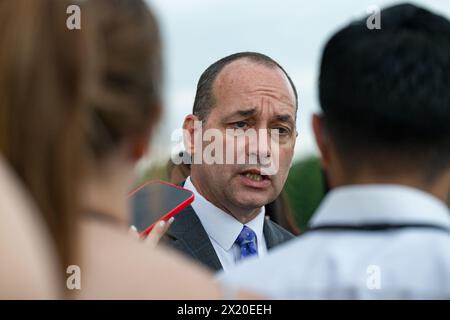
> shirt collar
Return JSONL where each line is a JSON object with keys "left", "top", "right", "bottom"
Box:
{"left": 184, "top": 176, "right": 266, "bottom": 251}
{"left": 309, "top": 184, "right": 450, "bottom": 228}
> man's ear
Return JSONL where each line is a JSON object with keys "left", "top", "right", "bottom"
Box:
{"left": 312, "top": 114, "right": 331, "bottom": 169}
{"left": 182, "top": 114, "right": 200, "bottom": 158}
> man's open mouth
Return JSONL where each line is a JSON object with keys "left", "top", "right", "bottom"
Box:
{"left": 239, "top": 169, "right": 271, "bottom": 183}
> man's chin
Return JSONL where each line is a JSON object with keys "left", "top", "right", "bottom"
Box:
{"left": 232, "top": 193, "right": 272, "bottom": 210}
{"left": 228, "top": 178, "right": 276, "bottom": 208}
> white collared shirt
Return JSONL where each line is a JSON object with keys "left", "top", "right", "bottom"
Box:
{"left": 218, "top": 184, "right": 450, "bottom": 299}
{"left": 184, "top": 176, "right": 267, "bottom": 272}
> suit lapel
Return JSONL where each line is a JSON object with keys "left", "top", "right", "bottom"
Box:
{"left": 263, "top": 219, "right": 284, "bottom": 250}
{"left": 167, "top": 205, "right": 223, "bottom": 271}
{"left": 171, "top": 181, "right": 289, "bottom": 268}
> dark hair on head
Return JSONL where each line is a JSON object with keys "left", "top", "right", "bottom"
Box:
{"left": 192, "top": 52, "right": 298, "bottom": 121}
{"left": 319, "top": 3, "right": 450, "bottom": 182}
{"left": 85, "top": 0, "right": 162, "bottom": 158}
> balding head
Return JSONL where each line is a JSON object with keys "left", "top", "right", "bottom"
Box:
{"left": 192, "top": 52, "right": 298, "bottom": 121}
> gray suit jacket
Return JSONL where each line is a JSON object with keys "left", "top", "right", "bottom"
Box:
{"left": 164, "top": 204, "right": 295, "bottom": 271}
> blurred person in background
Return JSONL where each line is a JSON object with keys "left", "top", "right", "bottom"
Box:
{"left": 219, "top": 3, "right": 450, "bottom": 299}
{"left": 264, "top": 191, "right": 300, "bottom": 235}
{"left": 0, "top": 0, "right": 254, "bottom": 299}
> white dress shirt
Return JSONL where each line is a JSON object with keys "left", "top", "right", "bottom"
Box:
{"left": 218, "top": 184, "right": 450, "bottom": 299}
{"left": 183, "top": 176, "right": 267, "bottom": 271}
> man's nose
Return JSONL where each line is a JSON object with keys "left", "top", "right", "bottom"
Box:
{"left": 248, "top": 130, "right": 272, "bottom": 164}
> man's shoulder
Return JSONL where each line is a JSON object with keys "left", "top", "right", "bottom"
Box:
{"left": 165, "top": 205, "right": 201, "bottom": 238}
{"left": 162, "top": 205, "right": 203, "bottom": 255}
{"left": 263, "top": 218, "right": 295, "bottom": 248}
{"left": 265, "top": 218, "right": 295, "bottom": 237}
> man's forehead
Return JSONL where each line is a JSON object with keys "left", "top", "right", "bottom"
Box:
{"left": 213, "top": 59, "right": 296, "bottom": 107}
{"left": 222, "top": 107, "right": 297, "bottom": 127}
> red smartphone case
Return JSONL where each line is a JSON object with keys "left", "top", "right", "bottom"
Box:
{"left": 128, "top": 180, "right": 194, "bottom": 236}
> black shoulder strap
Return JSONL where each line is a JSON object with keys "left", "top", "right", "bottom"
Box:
{"left": 304, "top": 223, "right": 450, "bottom": 234}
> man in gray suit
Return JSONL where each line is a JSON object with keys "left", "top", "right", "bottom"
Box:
{"left": 165, "top": 52, "right": 298, "bottom": 272}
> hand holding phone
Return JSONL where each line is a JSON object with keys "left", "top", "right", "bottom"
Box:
{"left": 128, "top": 218, "right": 174, "bottom": 248}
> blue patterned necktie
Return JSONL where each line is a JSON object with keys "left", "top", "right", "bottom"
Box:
{"left": 235, "top": 226, "right": 258, "bottom": 259}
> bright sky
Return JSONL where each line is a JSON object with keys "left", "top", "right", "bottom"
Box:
{"left": 140, "top": 0, "right": 450, "bottom": 170}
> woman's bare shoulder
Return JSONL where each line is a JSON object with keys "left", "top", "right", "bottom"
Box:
{"left": 0, "top": 158, "right": 59, "bottom": 299}
{"left": 78, "top": 221, "right": 222, "bottom": 299}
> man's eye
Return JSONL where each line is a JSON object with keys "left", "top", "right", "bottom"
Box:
{"left": 233, "top": 121, "right": 249, "bottom": 129}
{"left": 274, "top": 127, "right": 289, "bottom": 135}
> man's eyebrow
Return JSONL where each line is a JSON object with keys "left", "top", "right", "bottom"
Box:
{"left": 274, "top": 114, "right": 295, "bottom": 126}
{"left": 223, "top": 108, "right": 256, "bottom": 121}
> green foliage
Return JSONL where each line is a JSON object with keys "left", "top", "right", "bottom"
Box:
{"left": 284, "top": 156, "right": 325, "bottom": 231}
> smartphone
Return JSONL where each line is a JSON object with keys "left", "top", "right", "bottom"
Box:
{"left": 128, "top": 180, "right": 194, "bottom": 236}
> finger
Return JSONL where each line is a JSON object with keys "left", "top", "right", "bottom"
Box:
{"left": 128, "top": 225, "right": 140, "bottom": 240}
{"left": 144, "top": 217, "right": 175, "bottom": 248}
{"left": 161, "top": 217, "right": 174, "bottom": 234}
{"left": 144, "top": 220, "right": 166, "bottom": 248}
